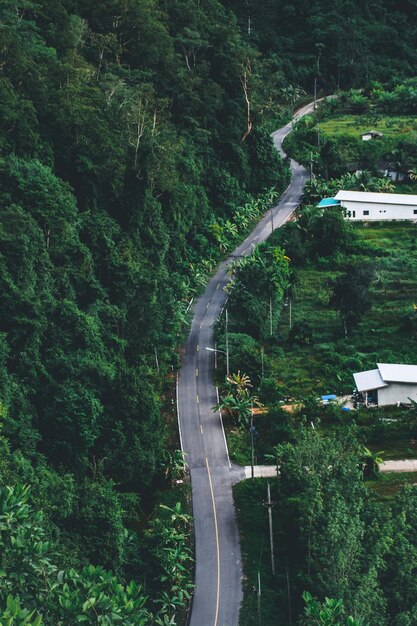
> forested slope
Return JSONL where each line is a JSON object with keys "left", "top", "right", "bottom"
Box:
{"left": 0, "top": 1, "right": 288, "bottom": 618}
{"left": 0, "top": 0, "right": 416, "bottom": 622}
{"left": 223, "top": 0, "right": 417, "bottom": 89}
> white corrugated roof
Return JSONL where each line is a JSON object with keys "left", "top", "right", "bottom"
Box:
{"left": 353, "top": 369, "right": 388, "bottom": 392}
{"left": 334, "top": 190, "right": 417, "bottom": 206}
{"left": 377, "top": 363, "right": 417, "bottom": 383}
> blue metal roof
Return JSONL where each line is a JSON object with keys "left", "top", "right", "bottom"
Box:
{"left": 317, "top": 197, "right": 341, "bottom": 208}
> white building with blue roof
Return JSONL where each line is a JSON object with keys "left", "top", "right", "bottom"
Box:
{"left": 317, "top": 191, "right": 417, "bottom": 221}
{"left": 335, "top": 190, "right": 417, "bottom": 221}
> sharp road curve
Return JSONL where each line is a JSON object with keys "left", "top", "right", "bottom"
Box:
{"left": 177, "top": 101, "right": 316, "bottom": 626}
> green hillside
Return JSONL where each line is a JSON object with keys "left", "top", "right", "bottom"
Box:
{"left": 1, "top": 0, "right": 417, "bottom": 623}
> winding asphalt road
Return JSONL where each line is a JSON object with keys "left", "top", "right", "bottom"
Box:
{"left": 177, "top": 101, "right": 316, "bottom": 626}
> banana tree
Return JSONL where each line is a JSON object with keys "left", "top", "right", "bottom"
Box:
{"left": 362, "top": 446, "right": 384, "bottom": 479}
{"left": 214, "top": 390, "right": 262, "bottom": 430}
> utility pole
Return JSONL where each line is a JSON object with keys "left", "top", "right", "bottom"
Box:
{"left": 317, "top": 124, "right": 320, "bottom": 149}
{"left": 265, "top": 482, "right": 276, "bottom": 575}
{"left": 154, "top": 346, "right": 160, "bottom": 374}
{"left": 214, "top": 341, "right": 218, "bottom": 370}
{"left": 261, "top": 347, "right": 264, "bottom": 379}
{"left": 270, "top": 205, "right": 274, "bottom": 234}
{"left": 310, "top": 151, "right": 314, "bottom": 181}
{"left": 257, "top": 571, "right": 261, "bottom": 625}
{"left": 313, "top": 77, "right": 317, "bottom": 110}
{"left": 250, "top": 405, "right": 255, "bottom": 479}
{"left": 269, "top": 297, "right": 273, "bottom": 336}
{"left": 225, "top": 308, "right": 230, "bottom": 377}
{"left": 289, "top": 297, "right": 292, "bottom": 331}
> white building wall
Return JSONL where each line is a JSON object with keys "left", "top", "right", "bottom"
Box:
{"left": 377, "top": 383, "right": 417, "bottom": 406}
{"left": 341, "top": 200, "right": 417, "bottom": 221}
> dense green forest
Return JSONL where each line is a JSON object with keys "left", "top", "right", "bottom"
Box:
{"left": 236, "top": 428, "right": 417, "bottom": 626}
{"left": 1, "top": 0, "right": 417, "bottom": 622}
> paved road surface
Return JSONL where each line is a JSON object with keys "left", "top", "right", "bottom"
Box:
{"left": 380, "top": 459, "right": 417, "bottom": 472}
{"left": 177, "top": 101, "right": 316, "bottom": 626}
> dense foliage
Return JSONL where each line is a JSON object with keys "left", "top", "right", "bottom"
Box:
{"left": 0, "top": 0, "right": 292, "bottom": 617}
{"left": 222, "top": 2, "right": 417, "bottom": 90}
{"left": 277, "top": 429, "right": 417, "bottom": 625}
{"left": 227, "top": 242, "right": 290, "bottom": 339}
{"left": 0, "top": 478, "right": 193, "bottom": 624}
{"left": 236, "top": 429, "right": 417, "bottom": 626}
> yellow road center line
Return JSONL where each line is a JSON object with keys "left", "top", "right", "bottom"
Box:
{"left": 200, "top": 424, "right": 204, "bottom": 434}
{"left": 216, "top": 283, "right": 220, "bottom": 289}
{"left": 200, "top": 322, "right": 203, "bottom": 329}
{"left": 197, "top": 345, "right": 199, "bottom": 352}
{"left": 205, "top": 457, "right": 220, "bottom": 626}
{"left": 206, "top": 302, "right": 210, "bottom": 309}
{"left": 196, "top": 368, "right": 199, "bottom": 377}
{"left": 196, "top": 394, "right": 199, "bottom": 404}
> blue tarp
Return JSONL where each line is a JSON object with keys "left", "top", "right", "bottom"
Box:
{"left": 317, "top": 197, "right": 341, "bottom": 208}
{"left": 321, "top": 394, "right": 337, "bottom": 401}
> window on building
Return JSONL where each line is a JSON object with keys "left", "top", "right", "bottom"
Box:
{"left": 363, "top": 210, "right": 369, "bottom": 216}
{"left": 414, "top": 209, "right": 417, "bottom": 215}
{"left": 352, "top": 210, "right": 356, "bottom": 218}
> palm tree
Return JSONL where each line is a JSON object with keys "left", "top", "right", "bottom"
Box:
{"left": 214, "top": 390, "right": 262, "bottom": 430}
{"left": 226, "top": 370, "right": 253, "bottom": 395}
{"left": 280, "top": 84, "right": 306, "bottom": 107}
{"left": 159, "top": 501, "right": 191, "bottom": 528}
{"left": 375, "top": 177, "right": 395, "bottom": 193}
{"left": 297, "top": 204, "right": 324, "bottom": 240}
{"left": 389, "top": 148, "right": 413, "bottom": 183}
{"left": 165, "top": 450, "right": 186, "bottom": 483}
{"left": 189, "top": 263, "right": 208, "bottom": 288}
{"left": 362, "top": 446, "right": 384, "bottom": 479}
{"left": 337, "top": 172, "right": 361, "bottom": 191}
{"left": 232, "top": 208, "right": 250, "bottom": 230}
{"left": 222, "top": 219, "right": 238, "bottom": 240}
{"left": 245, "top": 199, "right": 261, "bottom": 221}
{"left": 354, "top": 170, "right": 374, "bottom": 191}
{"left": 200, "top": 256, "right": 216, "bottom": 272}
{"left": 264, "top": 187, "right": 280, "bottom": 206}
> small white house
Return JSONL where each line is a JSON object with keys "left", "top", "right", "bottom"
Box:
{"left": 353, "top": 363, "right": 417, "bottom": 406}
{"left": 334, "top": 190, "right": 417, "bottom": 221}
{"left": 361, "top": 130, "right": 384, "bottom": 141}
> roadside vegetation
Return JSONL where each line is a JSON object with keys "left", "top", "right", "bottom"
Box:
{"left": 216, "top": 218, "right": 417, "bottom": 466}
{"left": 235, "top": 430, "right": 417, "bottom": 626}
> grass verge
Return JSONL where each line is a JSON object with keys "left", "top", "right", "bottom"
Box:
{"left": 317, "top": 115, "right": 417, "bottom": 139}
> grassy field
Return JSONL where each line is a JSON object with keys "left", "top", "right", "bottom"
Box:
{"left": 317, "top": 115, "right": 417, "bottom": 139}
{"left": 367, "top": 471, "right": 417, "bottom": 500}
{"left": 275, "top": 221, "right": 417, "bottom": 397}
{"left": 223, "top": 221, "right": 417, "bottom": 466}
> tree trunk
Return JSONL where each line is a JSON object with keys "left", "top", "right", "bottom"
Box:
{"left": 240, "top": 59, "right": 253, "bottom": 142}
